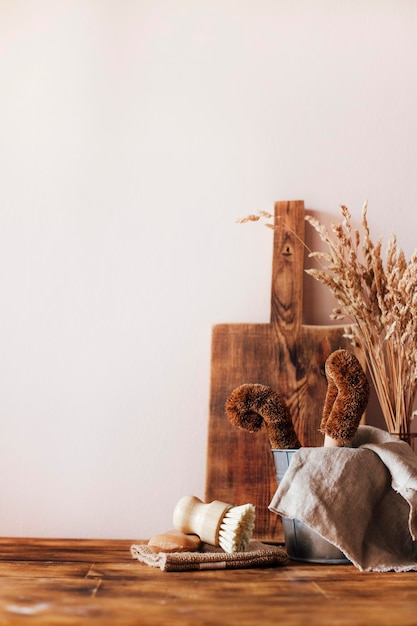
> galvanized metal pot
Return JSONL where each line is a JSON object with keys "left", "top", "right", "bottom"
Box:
{"left": 272, "top": 449, "right": 350, "bottom": 564}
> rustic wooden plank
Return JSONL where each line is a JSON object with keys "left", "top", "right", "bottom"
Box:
{"left": 0, "top": 565, "right": 413, "bottom": 626}
{"left": 0, "top": 538, "right": 134, "bottom": 563}
{"left": 206, "top": 200, "right": 354, "bottom": 541}
{"left": 0, "top": 561, "right": 90, "bottom": 578}
{"left": 0, "top": 540, "right": 415, "bottom": 625}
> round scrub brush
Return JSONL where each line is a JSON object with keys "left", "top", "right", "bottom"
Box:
{"left": 225, "top": 383, "right": 301, "bottom": 449}
{"left": 173, "top": 495, "right": 256, "bottom": 553}
{"left": 320, "top": 349, "right": 370, "bottom": 446}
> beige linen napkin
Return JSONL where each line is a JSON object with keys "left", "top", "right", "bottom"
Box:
{"left": 269, "top": 425, "right": 417, "bottom": 572}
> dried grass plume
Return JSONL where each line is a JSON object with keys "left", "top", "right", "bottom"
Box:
{"left": 238, "top": 203, "right": 417, "bottom": 436}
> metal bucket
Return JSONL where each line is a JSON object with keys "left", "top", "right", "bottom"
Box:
{"left": 272, "top": 449, "right": 350, "bottom": 564}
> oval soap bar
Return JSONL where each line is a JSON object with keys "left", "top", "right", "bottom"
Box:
{"left": 148, "top": 529, "right": 201, "bottom": 553}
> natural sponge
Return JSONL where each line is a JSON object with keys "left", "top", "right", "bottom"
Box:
{"left": 320, "top": 349, "right": 370, "bottom": 443}
{"left": 225, "top": 383, "right": 301, "bottom": 449}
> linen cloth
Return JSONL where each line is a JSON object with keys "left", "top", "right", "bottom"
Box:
{"left": 269, "top": 425, "right": 417, "bottom": 571}
{"left": 131, "top": 540, "right": 287, "bottom": 572}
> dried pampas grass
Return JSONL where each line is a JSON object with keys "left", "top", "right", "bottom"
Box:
{"left": 238, "top": 203, "right": 417, "bottom": 436}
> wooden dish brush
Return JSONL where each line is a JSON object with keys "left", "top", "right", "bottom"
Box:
{"left": 173, "top": 495, "right": 256, "bottom": 553}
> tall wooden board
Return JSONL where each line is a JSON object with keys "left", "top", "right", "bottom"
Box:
{"left": 206, "top": 200, "right": 354, "bottom": 540}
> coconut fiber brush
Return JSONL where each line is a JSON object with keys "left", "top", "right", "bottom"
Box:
{"left": 225, "top": 383, "right": 301, "bottom": 449}
{"left": 173, "top": 495, "right": 256, "bottom": 553}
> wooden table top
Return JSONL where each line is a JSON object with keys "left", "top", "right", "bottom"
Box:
{"left": 0, "top": 538, "right": 415, "bottom": 625}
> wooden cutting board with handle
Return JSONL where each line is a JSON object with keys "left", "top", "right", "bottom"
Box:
{"left": 205, "top": 200, "right": 356, "bottom": 541}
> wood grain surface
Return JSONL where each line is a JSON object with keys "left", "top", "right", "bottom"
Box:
{"left": 0, "top": 538, "right": 415, "bottom": 626}
{"left": 206, "top": 200, "right": 357, "bottom": 541}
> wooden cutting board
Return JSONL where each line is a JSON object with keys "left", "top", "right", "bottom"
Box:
{"left": 205, "top": 200, "right": 356, "bottom": 541}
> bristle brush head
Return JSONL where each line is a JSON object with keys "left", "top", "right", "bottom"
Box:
{"left": 218, "top": 503, "right": 256, "bottom": 553}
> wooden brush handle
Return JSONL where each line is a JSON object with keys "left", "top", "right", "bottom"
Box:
{"left": 173, "top": 496, "right": 231, "bottom": 546}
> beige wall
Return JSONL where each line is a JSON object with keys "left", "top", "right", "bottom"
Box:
{"left": 0, "top": 0, "right": 416, "bottom": 538}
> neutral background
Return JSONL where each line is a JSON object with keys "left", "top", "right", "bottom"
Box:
{"left": 1, "top": 0, "right": 416, "bottom": 539}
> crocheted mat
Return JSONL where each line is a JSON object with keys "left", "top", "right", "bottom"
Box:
{"left": 131, "top": 540, "right": 287, "bottom": 572}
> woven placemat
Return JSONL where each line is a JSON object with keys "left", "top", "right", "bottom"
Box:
{"left": 131, "top": 541, "right": 287, "bottom": 572}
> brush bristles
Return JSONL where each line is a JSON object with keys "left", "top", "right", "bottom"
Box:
{"left": 218, "top": 503, "right": 256, "bottom": 553}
